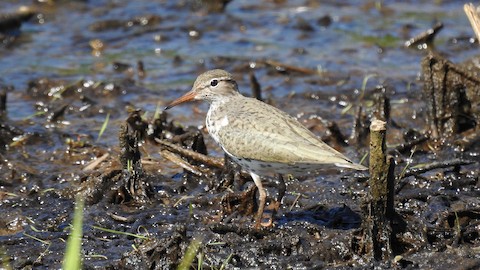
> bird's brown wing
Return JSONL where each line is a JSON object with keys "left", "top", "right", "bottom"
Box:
{"left": 217, "top": 97, "right": 365, "bottom": 169}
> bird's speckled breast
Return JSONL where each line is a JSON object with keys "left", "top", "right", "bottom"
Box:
{"left": 206, "top": 101, "right": 225, "bottom": 146}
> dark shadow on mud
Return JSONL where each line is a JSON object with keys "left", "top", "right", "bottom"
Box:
{"left": 281, "top": 205, "right": 362, "bottom": 229}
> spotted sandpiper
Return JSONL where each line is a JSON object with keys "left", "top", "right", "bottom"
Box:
{"left": 165, "top": 69, "right": 367, "bottom": 227}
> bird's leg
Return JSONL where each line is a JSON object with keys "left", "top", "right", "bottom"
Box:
{"left": 271, "top": 174, "right": 286, "bottom": 212}
{"left": 275, "top": 174, "right": 286, "bottom": 205}
{"left": 262, "top": 174, "right": 285, "bottom": 227}
{"left": 250, "top": 172, "right": 266, "bottom": 228}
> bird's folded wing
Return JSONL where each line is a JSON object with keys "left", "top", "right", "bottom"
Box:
{"left": 217, "top": 98, "right": 366, "bottom": 170}
{"left": 221, "top": 129, "right": 350, "bottom": 164}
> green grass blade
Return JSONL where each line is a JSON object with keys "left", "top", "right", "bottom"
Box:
{"left": 177, "top": 237, "right": 203, "bottom": 270}
{"left": 0, "top": 247, "right": 12, "bottom": 270}
{"left": 219, "top": 253, "right": 233, "bottom": 270}
{"left": 91, "top": 225, "right": 149, "bottom": 240}
{"left": 97, "top": 113, "right": 110, "bottom": 142}
{"left": 62, "top": 196, "right": 84, "bottom": 270}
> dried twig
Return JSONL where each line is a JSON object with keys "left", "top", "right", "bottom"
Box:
{"left": 83, "top": 153, "right": 110, "bottom": 171}
{"left": 249, "top": 72, "right": 262, "bottom": 101}
{"left": 264, "top": 60, "right": 317, "bottom": 75}
{"left": 0, "top": 88, "right": 6, "bottom": 118}
{"left": 400, "top": 159, "right": 476, "bottom": 179}
{"left": 464, "top": 3, "right": 480, "bottom": 43}
{"left": 160, "top": 149, "right": 205, "bottom": 177}
{"left": 327, "top": 121, "right": 348, "bottom": 147}
{"left": 390, "top": 134, "right": 429, "bottom": 154}
{"left": 405, "top": 22, "right": 443, "bottom": 48}
{"left": 155, "top": 138, "right": 224, "bottom": 169}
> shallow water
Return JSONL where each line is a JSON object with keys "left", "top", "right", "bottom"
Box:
{"left": 0, "top": 0, "right": 479, "bottom": 269}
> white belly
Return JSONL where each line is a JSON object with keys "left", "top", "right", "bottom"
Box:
{"left": 228, "top": 153, "right": 319, "bottom": 177}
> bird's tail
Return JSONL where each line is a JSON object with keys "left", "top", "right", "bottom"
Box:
{"left": 335, "top": 161, "right": 368, "bottom": 171}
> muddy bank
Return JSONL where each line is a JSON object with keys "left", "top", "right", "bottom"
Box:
{"left": 0, "top": 1, "right": 479, "bottom": 269}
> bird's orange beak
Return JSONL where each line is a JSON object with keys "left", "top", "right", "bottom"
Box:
{"left": 164, "top": 89, "right": 196, "bottom": 110}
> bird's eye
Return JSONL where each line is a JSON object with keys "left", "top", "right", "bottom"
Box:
{"left": 210, "top": 79, "right": 218, "bottom": 87}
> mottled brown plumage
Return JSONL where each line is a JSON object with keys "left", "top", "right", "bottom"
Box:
{"left": 165, "top": 69, "right": 367, "bottom": 227}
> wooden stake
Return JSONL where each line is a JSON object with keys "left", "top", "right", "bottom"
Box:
{"left": 367, "top": 119, "right": 396, "bottom": 260}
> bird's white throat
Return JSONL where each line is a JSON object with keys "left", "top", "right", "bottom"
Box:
{"left": 206, "top": 102, "right": 229, "bottom": 146}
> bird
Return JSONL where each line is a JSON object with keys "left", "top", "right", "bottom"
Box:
{"left": 165, "top": 69, "right": 367, "bottom": 228}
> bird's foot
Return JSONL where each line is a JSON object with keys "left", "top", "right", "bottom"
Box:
{"left": 254, "top": 215, "right": 273, "bottom": 228}
{"left": 254, "top": 200, "right": 281, "bottom": 228}
{"left": 268, "top": 200, "right": 281, "bottom": 213}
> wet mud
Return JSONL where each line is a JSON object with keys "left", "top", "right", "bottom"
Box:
{"left": 0, "top": 1, "right": 479, "bottom": 269}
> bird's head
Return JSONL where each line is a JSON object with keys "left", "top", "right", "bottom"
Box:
{"left": 165, "top": 69, "right": 239, "bottom": 109}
